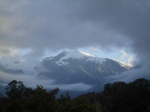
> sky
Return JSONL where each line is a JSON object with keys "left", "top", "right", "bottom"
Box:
{"left": 0, "top": 0, "right": 150, "bottom": 90}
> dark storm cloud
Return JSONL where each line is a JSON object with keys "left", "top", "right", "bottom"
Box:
{"left": 0, "top": 0, "right": 130, "bottom": 52}
{"left": 0, "top": 0, "right": 148, "bottom": 53}
{"left": 0, "top": 64, "right": 23, "bottom": 75}
{"left": 71, "top": 0, "right": 150, "bottom": 59}
{"left": 0, "top": 0, "right": 150, "bottom": 81}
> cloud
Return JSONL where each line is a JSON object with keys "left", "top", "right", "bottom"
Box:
{"left": 0, "top": 47, "right": 23, "bottom": 57}
{"left": 120, "top": 50, "right": 135, "bottom": 66}
{"left": 0, "top": 71, "right": 50, "bottom": 84}
{"left": 46, "top": 83, "right": 92, "bottom": 91}
{"left": 0, "top": 71, "right": 92, "bottom": 91}
{"left": 0, "top": 0, "right": 131, "bottom": 52}
{"left": 0, "top": 0, "right": 150, "bottom": 84}
{"left": 0, "top": 71, "right": 52, "bottom": 87}
{"left": 105, "top": 66, "right": 150, "bottom": 83}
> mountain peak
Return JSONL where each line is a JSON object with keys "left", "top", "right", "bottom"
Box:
{"left": 61, "top": 50, "right": 95, "bottom": 59}
{"left": 54, "top": 50, "right": 105, "bottom": 66}
{"left": 78, "top": 51, "right": 95, "bottom": 57}
{"left": 53, "top": 50, "right": 95, "bottom": 66}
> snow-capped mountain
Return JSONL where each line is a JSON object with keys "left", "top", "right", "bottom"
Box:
{"left": 36, "top": 51, "right": 132, "bottom": 86}
{"left": 54, "top": 51, "right": 104, "bottom": 66}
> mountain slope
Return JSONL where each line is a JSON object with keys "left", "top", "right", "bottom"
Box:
{"left": 36, "top": 51, "right": 132, "bottom": 86}
{"left": 0, "top": 84, "right": 5, "bottom": 98}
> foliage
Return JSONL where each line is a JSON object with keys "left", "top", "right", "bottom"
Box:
{"left": 0, "top": 78, "right": 150, "bottom": 112}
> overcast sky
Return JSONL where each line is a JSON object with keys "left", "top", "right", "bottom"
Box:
{"left": 0, "top": 0, "right": 150, "bottom": 89}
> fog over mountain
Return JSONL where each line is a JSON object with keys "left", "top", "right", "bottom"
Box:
{"left": 0, "top": 0, "right": 150, "bottom": 92}
{"left": 35, "top": 50, "right": 133, "bottom": 91}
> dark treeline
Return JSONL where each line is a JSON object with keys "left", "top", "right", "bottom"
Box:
{"left": 0, "top": 78, "right": 150, "bottom": 112}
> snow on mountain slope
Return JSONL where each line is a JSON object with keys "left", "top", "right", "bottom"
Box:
{"left": 79, "top": 51, "right": 95, "bottom": 57}
{"left": 42, "top": 50, "right": 131, "bottom": 69}
{"left": 39, "top": 50, "right": 132, "bottom": 80}
{"left": 58, "top": 51, "right": 94, "bottom": 60}
{"left": 112, "top": 59, "right": 132, "bottom": 69}
{"left": 55, "top": 50, "right": 105, "bottom": 66}
{"left": 86, "top": 57, "right": 106, "bottom": 64}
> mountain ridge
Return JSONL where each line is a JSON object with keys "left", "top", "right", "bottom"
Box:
{"left": 36, "top": 50, "right": 132, "bottom": 88}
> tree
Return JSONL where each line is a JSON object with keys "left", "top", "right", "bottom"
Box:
{"left": 23, "top": 85, "right": 59, "bottom": 112}
{"left": 4, "top": 80, "right": 26, "bottom": 112}
{"left": 5, "top": 80, "right": 26, "bottom": 100}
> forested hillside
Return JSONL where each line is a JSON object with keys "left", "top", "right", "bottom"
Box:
{"left": 0, "top": 78, "right": 150, "bottom": 112}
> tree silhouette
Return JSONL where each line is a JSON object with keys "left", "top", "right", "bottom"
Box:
{"left": 5, "top": 80, "right": 26, "bottom": 100}
{"left": 1, "top": 78, "right": 150, "bottom": 112}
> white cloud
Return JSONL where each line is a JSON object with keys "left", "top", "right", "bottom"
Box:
{"left": 47, "top": 83, "right": 93, "bottom": 91}
{"left": 120, "top": 50, "right": 135, "bottom": 66}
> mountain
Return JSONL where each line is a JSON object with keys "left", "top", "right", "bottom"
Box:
{"left": 36, "top": 51, "right": 132, "bottom": 87}
{"left": 0, "top": 84, "right": 5, "bottom": 98}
